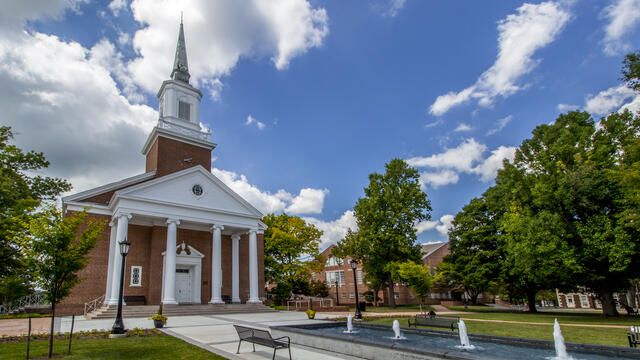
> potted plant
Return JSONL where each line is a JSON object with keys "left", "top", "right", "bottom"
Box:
{"left": 305, "top": 309, "right": 316, "bottom": 319}
{"left": 151, "top": 304, "right": 167, "bottom": 328}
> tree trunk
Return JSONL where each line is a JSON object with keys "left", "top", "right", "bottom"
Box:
{"left": 526, "top": 290, "right": 537, "bottom": 313}
{"left": 48, "top": 302, "right": 55, "bottom": 358}
{"left": 599, "top": 291, "right": 619, "bottom": 318}
{"left": 387, "top": 273, "right": 396, "bottom": 309}
{"left": 470, "top": 292, "right": 479, "bottom": 305}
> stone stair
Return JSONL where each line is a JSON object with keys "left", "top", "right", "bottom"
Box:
{"left": 86, "top": 303, "right": 276, "bottom": 320}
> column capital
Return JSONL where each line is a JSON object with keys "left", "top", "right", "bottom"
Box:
{"left": 109, "top": 219, "right": 116, "bottom": 227}
{"left": 211, "top": 224, "right": 224, "bottom": 232}
{"left": 166, "top": 218, "right": 180, "bottom": 225}
{"left": 248, "top": 228, "right": 263, "bottom": 235}
{"left": 231, "top": 234, "right": 241, "bottom": 241}
{"left": 115, "top": 212, "right": 132, "bottom": 221}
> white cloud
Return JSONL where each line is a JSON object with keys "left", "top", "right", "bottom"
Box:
{"left": 486, "top": 115, "right": 513, "bottom": 135}
{"left": 454, "top": 123, "right": 472, "bottom": 132}
{"left": 585, "top": 85, "right": 636, "bottom": 115}
{"left": 109, "top": 0, "right": 128, "bottom": 16}
{"left": 418, "top": 170, "right": 460, "bottom": 189}
{"left": 436, "top": 214, "right": 455, "bottom": 236}
{"left": 471, "top": 146, "right": 517, "bottom": 182}
{"left": 127, "top": 0, "right": 328, "bottom": 98}
{"left": 385, "top": 0, "right": 407, "bottom": 17}
{"left": 429, "top": 2, "right": 570, "bottom": 115}
{"left": 0, "top": 0, "right": 88, "bottom": 34}
{"left": 556, "top": 104, "right": 579, "bottom": 112}
{"left": 415, "top": 220, "right": 438, "bottom": 234}
{"left": 602, "top": 0, "right": 640, "bottom": 55}
{"left": 407, "top": 139, "right": 487, "bottom": 172}
{"left": 619, "top": 94, "right": 640, "bottom": 114}
{"left": 304, "top": 211, "right": 357, "bottom": 247}
{"left": 245, "top": 114, "right": 266, "bottom": 130}
{"left": 424, "top": 119, "right": 442, "bottom": 128}
{"left": 407, "top": 139, "right": 515, "bottom": 188}
{"left": 286, "top": 188, "right": 329, "bottom": 215}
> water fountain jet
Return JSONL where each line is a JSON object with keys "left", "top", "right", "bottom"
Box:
{"left": 457, "top": 320, "right": 475, "bottom": 350}
{"left": 392, "top": 320, "right": 402, "bottom": 339}
{"left": 344, "top": 314, "right": 355, "bottom": 333}
{"left": 553, "top": 318, "right": 572, "bottom": 360}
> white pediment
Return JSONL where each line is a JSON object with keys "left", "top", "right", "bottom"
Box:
{"left": 113, "top": 166, "right": 263, "bottom": 219}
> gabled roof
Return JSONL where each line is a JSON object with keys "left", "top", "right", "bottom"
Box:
{"left": 62, "top": 171, "right": 156, "bottom": 204}
{"left": 421, "top": 241, "right": 448, "bottom": 259}
{"left": 111, "top": 165, "right": 264, "bottom": 219}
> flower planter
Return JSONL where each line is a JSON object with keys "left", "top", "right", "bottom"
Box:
{"left": 153, "top": 319, "right": 165, "bottom": 328}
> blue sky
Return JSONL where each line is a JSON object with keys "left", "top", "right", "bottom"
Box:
{"left": 2, "top": 0, "right": 640, "bottom": 246}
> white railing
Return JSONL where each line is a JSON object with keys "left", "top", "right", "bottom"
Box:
{"left": 0, "top": 293, "right": 48, "bottom": 315}
{"left": 158, "top": 118, "right": 211, "bottom": 141}
{"left": 84, "top": 294, "right": 105, "bottom": 317}
{"left": 287, "top": 297, "right": 334, "bottom": 311}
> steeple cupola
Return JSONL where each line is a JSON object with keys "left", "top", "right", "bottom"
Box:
{"left": 141, "top": 20, "right": 216, "bottom": 177}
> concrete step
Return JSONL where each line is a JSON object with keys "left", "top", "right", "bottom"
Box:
{"left": 87, "top": 304, "right": 276, "bottom": 319}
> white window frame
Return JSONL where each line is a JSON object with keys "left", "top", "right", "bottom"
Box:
{"left": 130, "top": 265, "right": 142, "bottom": 287}
{"left": 178, "top": 100, "right": 191, "bottom": 121}
{"left": 356, "top": 269, "right": 363, "bottom": 284}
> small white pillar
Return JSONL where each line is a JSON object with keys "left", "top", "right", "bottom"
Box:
{"left": 247, "top": 229, "right": 261, "bottom": 304}
{"left": 162, "top": 218, "right": 180, "bottom": 305}
{"left": 231, "top": 234, "right": 241, "bottom": 303}
{"left": 107, "top": 213, "right": 131, "bottom": 306}
{"left": 104, "top": 220, "right": 117, "bottom": 305}
{"left": 209, "top": 224, "right": 224, "bottom": 304}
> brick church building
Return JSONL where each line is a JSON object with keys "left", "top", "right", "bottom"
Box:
{"left": 61, "top": 22, "right": 266, "bottom": 314}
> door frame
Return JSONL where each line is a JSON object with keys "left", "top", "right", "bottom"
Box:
{"left": 162, "top": 243, "right": 204, "bottom": 304}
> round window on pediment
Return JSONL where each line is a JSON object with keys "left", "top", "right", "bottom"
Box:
{"left": 192, "top": 184, "right": 203, "bottom": 196}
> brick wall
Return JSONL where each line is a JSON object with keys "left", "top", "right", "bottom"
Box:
{"left": 145, "top": 136, "right": 212, "bottom": 176}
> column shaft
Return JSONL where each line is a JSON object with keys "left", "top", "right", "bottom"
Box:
{"left": 247, "top": 230, "right": 261, "bottom": 303}
{"left": 107, "top": 213, "right": 130, "bottom": 306}
{"left": 209, "top": 225, "right": 224, "bottom": 304}
{"left": 104, "top": 221, "right": 117, "bottom": 304}
{"left": 231, "top": 234, "right": 240, "bottom": 303}
{"left": 162, "top": 219, "right": 179, "bottom": 304}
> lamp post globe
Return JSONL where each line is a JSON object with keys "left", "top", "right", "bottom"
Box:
{"left": 350, "top": 259, "right": 362, "bottom": 319}
{"left": 111, "top": 238, "right": 131, "bottom": 335}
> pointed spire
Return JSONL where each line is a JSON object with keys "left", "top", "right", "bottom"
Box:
{"left": 171, "top": 17, "right": 190, "bottom": 83}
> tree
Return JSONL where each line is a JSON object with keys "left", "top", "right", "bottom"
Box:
{"left": 20, "top": 207, "right": 103, "bottom": 358}
{"left": 437, "top": 197, "right": 501, "bottom": 305}
{"left": 262, "top": 213, "right": 322, "bottom": 295}
{"left": 493, "top": 111, "right": 640, "bottom": 316}
{"left": 0, "top": 126, "right": 71, "bottom": 304}
{"left": 335, "top": 159, "right": 431, "bottom": 308}
{"left": 309, "top": 280, "right": 329, "bottom": 298}
{"left": 622, "top": 50, "right": 640, "bottom": 92}
{"left": 394, "top": 261, "right": 431, "bottom": 312}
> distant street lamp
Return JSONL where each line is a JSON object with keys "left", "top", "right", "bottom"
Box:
{"left": 350, "top": 259, "right": 362, "bottom": 319}
{"left": 111, "top": 239, "right": 130, "bottom": 335}
{"left": 335, "top": 279, "right": 340, "bottom": 306}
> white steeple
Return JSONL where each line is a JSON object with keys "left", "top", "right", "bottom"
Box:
{"left": 142, "top": 20, "right": 215, "bottom": 157}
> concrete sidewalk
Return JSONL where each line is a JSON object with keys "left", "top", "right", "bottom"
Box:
{"left": 2, "top": 311, "right": 358, "bottom": 359}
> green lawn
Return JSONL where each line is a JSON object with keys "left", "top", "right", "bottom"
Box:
{"left": 443, "top": 305, "right": 638, "bottom": 326}
{"left": 0, "top": 334, "right": 227, "bottom": 360}
{"left": 353, "top": 304, "right": 434, "bottom": 313}
{"left": 366, "top": 316, "right": 631, "bottom": 347}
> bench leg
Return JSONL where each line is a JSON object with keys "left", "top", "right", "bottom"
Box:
{"left": 289, "top": 346, "right": 292, "bottom": 360}
{"left": 253, "top": 342, "right": 256, "bottom": 352}
{"left": 272, "top": 348, "right": 277, "bottom": 360}
{"left": 236, "top": 340, "right": 242, "bottom": 354}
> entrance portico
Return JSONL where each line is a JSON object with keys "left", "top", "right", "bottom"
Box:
{"left": 96, "top": 165, "right": 267, "bottom": 307}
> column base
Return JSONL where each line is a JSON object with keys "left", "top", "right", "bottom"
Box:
{"left": 106, "top": 299, "right": 126, "bottom": 306}
{"left": 247, "top": 299, "right": 262, "bottom": 304}
{"left": 232, "top": 299, "right": 241, "bottom": 304}
{"left": 162, "top": 299, "right": 178, "bottom": 305}
{"left": 209, "top": 299, "right": 225, "bottom": 304}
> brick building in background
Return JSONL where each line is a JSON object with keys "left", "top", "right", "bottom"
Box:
{"left": 60, "top": 22, "right": 267, "bottom": 314}
{"left": 312, "top": 242, "right": 454, "bottom": 306}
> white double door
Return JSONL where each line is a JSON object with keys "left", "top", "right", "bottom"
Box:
{"left": 176, "top": 267, "right": 193, "bottom": 303}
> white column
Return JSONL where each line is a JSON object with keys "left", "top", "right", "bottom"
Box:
{"left": 162, "top": 218, "right": 179, "bottom": 305}
{"left": 231, "top": 234, "right": 241, "bottom": 303}
{"left": 104, "top": 220, "right": 117, "bottom": 305}
{"left": 107, "top": 213, "right": 131, "bottom": 306}
{"left": 209, "top": 224, "right": 224, "bottom": 304}
{"left": 247, "top": 229, "right": 261, "bottom": 304}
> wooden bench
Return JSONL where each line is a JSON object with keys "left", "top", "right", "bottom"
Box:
{"left": 407, "top": 314, "right": 459, "bottom": 332}
{"left": 123, "top": 296, "right": 146, "bottom": 305}
{"left": 233, "top": 325, "right": 291, "bottom": 360}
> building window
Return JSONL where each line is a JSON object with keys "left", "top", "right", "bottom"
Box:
{"left": 325, "top": 271, "right": 345, "bottom": 285}
{"left": 394, "top": 292, "right": 399, "bottom": 300}
{"left": 356, "top": 269, "right": 363, "bottom": 284}
{"left": 581, "top": 295, "right": 589, "bottom": 307}
{"left": 338, "top": 270, "right": 345, "bottom": 285}
{"left": 350, "top": 293, "right": 355, "bottom": 299}
{"left": 178, "top": 101, "right": 190, "bottom": 120}
{"left": 312, "top": 273, "right": 316, "bottom": 281}
{"left": 409, "top": 292, "right": 415, "bottom": 299}
{"left": 130, "top": 266, "right": 142, "bottom": 286}
{"left": 342, "top": 292, "right": 346, "bottom": 298}
{"left": 325, "top": 257, "right": 344, "bottom": 267}
{"left": 567, "top": 296, "right": 574, "bottom": 307}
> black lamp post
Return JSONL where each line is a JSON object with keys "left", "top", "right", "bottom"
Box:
{"left": 111, "top": 238, "right": 130, "bottom": 335}
{"left": 350, "top": 259, "right": 362, "bottom": 319}
{"left": 335, "top": 279, "right": 340, "bottom": 306}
